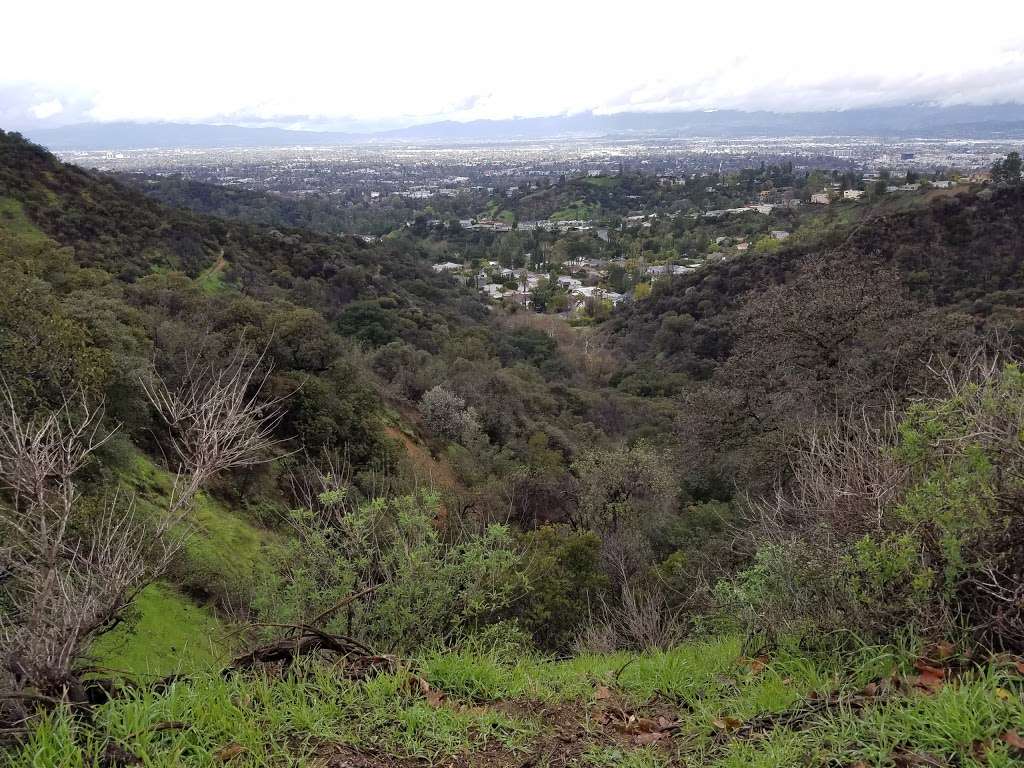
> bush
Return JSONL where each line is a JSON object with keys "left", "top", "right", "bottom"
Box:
{"left": 419, "top": 385, "right": 480, "bottom": 443}
{"left": 718, "top": 351, "right": 1024, "bottom": 650}
{"left": 255, "top": 492, "right": 529, "bottom": 652}
{"left": 516, "top": 526, "right": 609, "bottom": 651}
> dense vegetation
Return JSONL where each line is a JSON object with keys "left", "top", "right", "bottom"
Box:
{"left": 2, "top": 130, "right": 1024, "bottom": 766}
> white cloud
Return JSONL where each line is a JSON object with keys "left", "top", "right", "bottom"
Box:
{"left": 2, "top": 0, "right": 1023, "bottom": 128}
{"left": 29, "top": 99, "right": 63, "bottom": 119}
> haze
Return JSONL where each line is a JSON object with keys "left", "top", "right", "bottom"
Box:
{"left": 2, "top": 0, "right": 1024, "bottom": 132}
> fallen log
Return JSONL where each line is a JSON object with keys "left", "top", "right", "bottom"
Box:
{"left": 225, "top": 624, "right": 394, "bottom": 677}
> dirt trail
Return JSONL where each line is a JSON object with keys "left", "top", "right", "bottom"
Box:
{"left": 383, "top": 425, "right": 461, "bottom": 491}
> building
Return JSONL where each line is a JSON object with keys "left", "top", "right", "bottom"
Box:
{"left": 770, "top": 230, "right": 790, "bottom": 240}
{"left": 810, "top": 192, "right": 831, "bottom": 205}
{"left": 432, "top": 262, "right": 462, "bottom": 273}
{"left": 843, "top": 189, "right": 865, "bottom": 200}
{"left": 557, "top": 276, "right": 583, "bottom": 290}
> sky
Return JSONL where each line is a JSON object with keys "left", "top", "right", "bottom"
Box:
{"left": 3, "top": 0, "right": 1024, "bottom": 132}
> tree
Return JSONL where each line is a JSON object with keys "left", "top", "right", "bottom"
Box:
{"left": 675, "top": 256, "right": 967, "bottom": 492}
{"left": 0, "top": 346, "right": 288, "bottom": 710}
{"left": 992, "top": 151, "right": 1022, "bottom": 186}
{"left": 571, "top": 442, "right": 677, "bottom": 581}
{"left": 419, "top": 385, "right": 479, "bottom": 442}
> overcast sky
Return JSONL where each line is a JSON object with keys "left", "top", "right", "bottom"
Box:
{"left": 3, "top": 0, "right": 1023, "bottom": 131}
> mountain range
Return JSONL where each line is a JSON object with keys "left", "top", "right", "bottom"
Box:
{"left": 22, "top": 104, "right": 1024, "bottom": 150}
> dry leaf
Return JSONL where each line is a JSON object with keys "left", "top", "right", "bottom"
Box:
{"left": 633, "top": 731, "right": 668, "bottom": 746}
{"left": 623, "top": 717, "right": 660, "bottom": 735}
{"left": 863, "top": 681, "right": 879, "bottom": 697}
{"left": 425, "top": 689, "right": 445, "bottom": 707}
{"left": 594, "top": 685, "right": 612, "bottom": 700}
{"left": 928, "top": 641, "right": 956, "bottom": 661}
{"left": 711, "top": 715, "right": 742, "bottom": 732}
{"left": 913, "top": 660, "right": 945, "bottom": 678}
{"left": 1001, "top": 730, "right": 1024, "bottom": 753}
{"left": 215, "top": 743, "right": 247, "bottom": 763}
{"left": 892, "top": 749, "right": 946, "bottom": 767}
{"left": 910, "top": 662, "right": 945, "bottom": 693}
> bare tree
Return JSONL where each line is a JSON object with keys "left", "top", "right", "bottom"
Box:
{"left": 141, "top": 345, "right": 289, "bottom": 516}
{"left": 0, "top": 345, "right": 289, "bottom": 712}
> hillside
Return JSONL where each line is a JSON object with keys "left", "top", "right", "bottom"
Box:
{"left": 4, "top": 131, "right": 1024, "bottom": 768}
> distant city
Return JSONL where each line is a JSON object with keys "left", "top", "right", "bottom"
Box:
{"left": 56, "top": 135, "right": 1015, "bottom": 205}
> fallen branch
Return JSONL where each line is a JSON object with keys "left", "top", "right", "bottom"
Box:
{"left": 225, "top": 625, "right": 393, "bottom": 677}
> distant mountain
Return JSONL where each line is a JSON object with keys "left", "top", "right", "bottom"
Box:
{"left": 23, "top": 121, "right": 363, "bottom": 150}
{"left": 23, "top": 104, "right": 1024, "bottom": 150}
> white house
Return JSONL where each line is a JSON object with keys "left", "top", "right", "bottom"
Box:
{"left": 770, "top": 230, "right": 790, "bottom": 240}
{"left": 432, "top": 262, "right": 462, "bottom": 273}
{"left": 810, "top": 192, "right": 831, "bottom": 205}
{"left": 843, "top": 189, "right": 865, "bottom": 200}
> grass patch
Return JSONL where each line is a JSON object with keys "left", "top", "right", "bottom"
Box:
{"left": 550, "top": 202, "right": 598, "bottom": 221}
{"left": 580, "top": 176, "right": 619, "bottom": 190}
{"left": 0, "top": 197, "right": 49, "bottom": 245}
{"left": 117, "top": 451, "right": 284, "bottom": 597}
{"left": 5, "top": 667, "right": 530, "bottom": 767}
{"left": 88, "top": 582, "right": 231, "bottom": 679}
{"left": 195, "top": 252, "right": 231, "bottom": 294}
{"left": 78, "top": 449, "right": 286, "bottom": 680}
{"left": 4, "top": 637, "right": 1023, "bottom": 767}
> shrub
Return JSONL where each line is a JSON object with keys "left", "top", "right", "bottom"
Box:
{"left": 516, "top": 526, "right": 609, "bottom": 651}
{"left": 718, "top": 350, "right": 1024, "bottom": 650}
{"left": 255, "top": 492, "right": 529, "bottom": 652}
{"left": 419, "top": 385, "right": 480, "bottom": 443}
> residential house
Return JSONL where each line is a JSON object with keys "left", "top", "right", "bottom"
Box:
{"left": 843, "top": 189, "right": 865, "bottom": 200}
{"left": 432, "top": 262, "right": 462, "bottom": 273}
{"left": 557, "top": 276, "right": 583, "bottom": 291}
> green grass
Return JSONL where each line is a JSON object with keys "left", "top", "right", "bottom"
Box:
{"left": 88, "top": 583, "right": 231, "bottom": 678}
{"left": 580, "top": 176, "right": 620, "bottom": 190}
{"left": 94, "top": 450, "right": 286, "bottom": 679}
{"left": 0, "top": 196, "right": 53, "bottom": 260}
{"left": 0, "top": 197, "right": 48, "bottom": 243}
{"left": 5, "top": 635, "right": 1023, "bottom": 766}
{"left": 5, "top": 666, "right": 530, "bottom": 767}
{"left": 195, "top": 252, "right": 231, "bottom": 294}
{"left": 117, "top": 451, "right": 284, "bottom": 601}
{"left": 549, "top": 202, "right": 598, "bottom": 221}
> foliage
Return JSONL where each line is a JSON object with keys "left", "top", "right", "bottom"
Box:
{"left": 255, "top": 493, "right": 528, "bottom": 652}
{"left": 7, "top": 634, "right": 1024, "bottom": 768}
{"left": 515, "top": 525, "right": 609, "bottom": 651}
{"left": 718, "top": 355, "right": 1024, "bottom": 648}
{"left": 418, "top": 385, "right": 480, "bottom": 443}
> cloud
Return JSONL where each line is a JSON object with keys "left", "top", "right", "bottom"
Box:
{"left": 29, "top": 99, "right": 63, "bottom": 119}
{"left": 1, "top": 0, "right": 1023, "bottom": 130}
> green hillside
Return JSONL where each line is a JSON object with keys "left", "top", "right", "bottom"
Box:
{"left": 3, "top": 131, "right": 1024, "bottom": 767}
